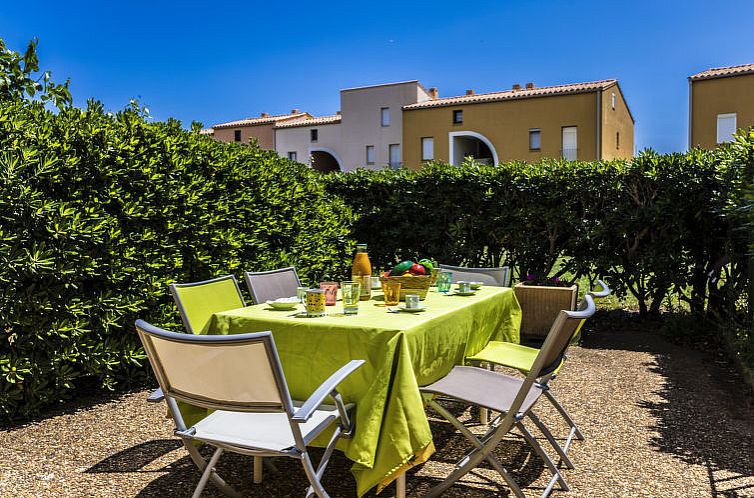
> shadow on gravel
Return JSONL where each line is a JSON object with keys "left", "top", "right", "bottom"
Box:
{"left": 582, "top": 309, "right": 754, "bottom": 498}
{"left": 85, "top": 439, "right": 182, "bottom": 473}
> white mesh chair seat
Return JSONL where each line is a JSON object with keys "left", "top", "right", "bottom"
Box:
{"left": 193, "top": 404, "right": 344, "bottom": 453}
{"left": 422, "top": 366, "right": 542, "bottom": 415}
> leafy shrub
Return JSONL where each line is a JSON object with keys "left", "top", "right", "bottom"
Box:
{"left": 0, "top": 99, "right": 353, "bottom": 422}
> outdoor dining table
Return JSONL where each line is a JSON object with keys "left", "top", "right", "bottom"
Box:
{"left": 201, "top": 286, "right": 521, "bottom": 497}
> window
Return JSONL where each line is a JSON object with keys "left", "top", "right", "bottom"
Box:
{"left": 561, "top": 126, "right": 578, "bottom": 161}
{"left": 717, "top": 113, "right": 737, "bottom": 144}
{"left": 611, "top": 92, "right": 616, "bottom": 110}
{"left": 616, "top": 131, "right": 620, "bottom": 150}
{"left": 421, "top": 137, "right": 434, "bottom": 161}
{"left": 389, "top": 144, "right": 401, "bottom": 169}
{"left": 234, "top": 130, "right": 241, "bottom": 142}
{"left": 365, "top": 145, "right": 375, "bottom": 165}
{"left": 452, "top": 110, "right": 463, "bottom": 124}
{"left": 381, "top": 107, "right": 390, "bottom": 127}
{"left": 287, "top": 151, "right": 297, "bottom": 161}
{"left": 529, "top": 129, "right": 541, "bottom": 150}
{"left": 310, "top": 129, "right": 318, "bottom": 142}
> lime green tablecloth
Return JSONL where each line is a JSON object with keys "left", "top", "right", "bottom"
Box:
{"left": 203, "top": 287, "right": 521, "bottom": 496}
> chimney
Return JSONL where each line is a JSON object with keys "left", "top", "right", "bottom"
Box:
{"left": 291, "top": 108, "right": 300, "bottom": 114}
{"left": 512, "top": 83, "right": 522, "bottom": 91}
{"left": 428, "top": 87, "right": 439, "bottom": 99}
{"left": 465, "top": 89, "right": 475, "bottom": 96}
{"left": 260, "top": 112, "right": 269, "bottom": 117}
{"left": 335, "top": 111, "right": 342, "bottom": 115}
{"left": 525, "top": 82, "right": 535, "bottom": 90}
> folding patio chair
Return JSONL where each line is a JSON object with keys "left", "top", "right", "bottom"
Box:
{"left": 438, "top": 264, "right": 511, "bottom": 287}
{"left": 244, "top": 266, "right": 302, "bottom": 304}
{"left": 136, "top": 319, "right": 364, "bottom": 498}
{"left": 170, "top": 275, "right": 246, "bottom": 334}
{"left": 420, "top": 295, "right": 596, "bottom": 498}
{"left": 466, "top": 280, "right": 610, "bottom": 463}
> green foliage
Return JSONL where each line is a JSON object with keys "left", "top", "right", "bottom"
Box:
{"left": 326, "top": 140, "right": 753, "bottom": 319}
{"left": 0, "top": 37, "right": 71, "bottom": 109}
{"left": 0, "top": 99, "right": 352, "bottom": 422}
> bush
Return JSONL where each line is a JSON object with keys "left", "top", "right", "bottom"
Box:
{"left": 0, "top": 99, "right": 353, "bottom": 422}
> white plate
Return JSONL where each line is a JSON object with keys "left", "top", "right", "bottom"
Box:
{"left": 397, "top": 305, "right": 426, "bottom": 312}
{"left": 266, "top": 298, "right": 299, "bottom": 310}
{"left": 449, "top": 290, "right": 477, "bottom": 297}
{"left": 470, "top": 282, "right": 484, "bottom": 290}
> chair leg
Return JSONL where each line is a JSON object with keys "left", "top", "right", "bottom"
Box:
{"left": 526, "top": 411, "right": 575, "bottom": 469}
{"left": 396, "top": 473, "right": 406, "bottom": 498}
{"left": 192, "top": 448, "right": 224, "bottom": 498}
{"left": 253, "top": 456, "right": 263, "bottom": 484}
{"left": 182, "top": 441, "right": 240, "bottom": 498}
{"left": 516, "top": 422, "right": 569, "bottom": 495}
{"left": 304, "top": 425, "right": 343, "bottom": 498}
{"left": 544, "top": 389, "right": 585, "bottom": 440}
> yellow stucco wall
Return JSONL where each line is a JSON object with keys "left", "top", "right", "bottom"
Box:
{"left": 691, "top": 73, "right": 754, "bottom": 149}
{"left": 213, "top": 124, "right": 275, "bottom": 149}
{"left": 601, "top": 85, "right": 635, "bottom": 160}
{"left": 402, "top": 92, "right": 601, "bottom": 169}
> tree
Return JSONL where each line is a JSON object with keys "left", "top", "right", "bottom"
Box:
{"left": 0, "top": 37, "right": 71, "bottom": 108}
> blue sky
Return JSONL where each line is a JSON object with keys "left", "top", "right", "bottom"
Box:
{"left": 2, "top": 0, "right": 753, "bottom": 153}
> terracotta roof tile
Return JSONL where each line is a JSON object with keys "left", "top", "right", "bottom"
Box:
{"left": 213, "top": 112, "right": 310, "bottom": 129}
{"left": 403, "top": 79, "right": 617, "bottom": 110}
{"left": 689, "top": 63, "right": 754, "bottom": 81}
{"left": 274, "top": 115, "right": 342, "bottom": 129}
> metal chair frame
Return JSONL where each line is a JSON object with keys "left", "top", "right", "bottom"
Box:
{"left": 136, "top": 319, "right": 363, "bottom": 498}
{"left": 438, "top": 264, "right": 511, "bottom": 287}
{"left": 244, "top": 266, "right": 302, "bottom": 305}
{"left": 420, "top": 295, "right": 596, "bottom": 498}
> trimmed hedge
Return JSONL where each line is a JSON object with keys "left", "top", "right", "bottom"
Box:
{"left": 325, "top": 139, "right": 752, "bottom": 317}
{"left": 0, "top": 99, "right": 353, "bottom": 421}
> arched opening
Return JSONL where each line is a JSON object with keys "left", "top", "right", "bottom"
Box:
{"left": 448, "top": 131, "right": 499, "bottom": 166}
{"left": 309, "top": 148, "right": 342, "bottom": 173}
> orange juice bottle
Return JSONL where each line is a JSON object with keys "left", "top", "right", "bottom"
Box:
{"left": 351, "top": 243, "right": 372, "bottom": 300}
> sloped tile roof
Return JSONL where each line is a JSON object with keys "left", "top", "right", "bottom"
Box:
{"left": 213, "top": 112, "right": 311, "bottom": 129}
{"left": 403, "top": 79, "right": 618, "bottom": 110}
{"left": 689, "top": 63, "right": 754, "bottom": 81}
{"left": 274, "top": 115, "right": 342, "bottom": 129}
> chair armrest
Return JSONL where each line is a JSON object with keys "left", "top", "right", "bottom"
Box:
{"left": 292, "top": 360, "right": 364, "bottom": 423}
{"left": 589, "top": 279, "right": 611, "bottom": 299}
{"left": 147, "top": 387, "right": 165, "bottom": 403}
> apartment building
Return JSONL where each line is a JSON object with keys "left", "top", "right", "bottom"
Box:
{"left": 689, "top": 63, "right": 754, "bottom": 149}
{"left": 273, "top": 81, "right": 432, "bottom": 171}
{"left": 209, "top": 111, "right": 311, "bottom": 148}
{"left": 402, "top": 80, "right": 634, "bottom": 169}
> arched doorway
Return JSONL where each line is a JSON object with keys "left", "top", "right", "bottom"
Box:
{"left": 448, "top": 131, "right": 499, "bottom": 166}
{"left": 309, "top": 148, "right": 342, "bottom": 173}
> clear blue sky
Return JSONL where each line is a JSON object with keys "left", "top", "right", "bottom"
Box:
{"left": 2, "top": 0, "right": 753, "bottom": 153}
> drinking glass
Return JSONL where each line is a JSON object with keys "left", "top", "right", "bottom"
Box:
{"left": 305, "top": 289, "right": 326, "bottom": 317}
{"left": 296, "top": 286, "right": 309, "bottom": 303}
{"left": 382, "top": 280, "right": 402, "bottom": 307}
{"left": 437, "top": 271, "right": 453, "bottom": 293}
{"left": 341, "top": 281, "right": 361, "bottom": 315}
{"left": 319, "top": 282, "right": 338, "bottom": 306}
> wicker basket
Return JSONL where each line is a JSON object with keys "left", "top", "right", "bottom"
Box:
{"left": 379, "top": 275, "right": 431, "bottom": 301}
{"left": 514, "top": 283, "right": 578, "bottom": 340}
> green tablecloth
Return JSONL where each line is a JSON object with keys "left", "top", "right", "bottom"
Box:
{"left": 203, "top": 286, "right": 520, "bottom": 496}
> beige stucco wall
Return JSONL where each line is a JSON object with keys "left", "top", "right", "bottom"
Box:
{"left": 213, "top": 124, "right": 275, "bottom": 149}
{"left": 274, "top": 123, "right": 343, "bottom": 169}
{"left": 339, "top": 82, "right": 431, "bottom": 170}
{"left": 601, "top": 85, "right": 635, "bottom": 160}
{"left": 691, "top": 73, "right": 754, "bottom": 149}
{"left": 402, "top": 92, "right": 600, "bottom": 169}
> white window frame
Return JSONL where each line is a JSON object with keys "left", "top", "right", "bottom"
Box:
{"left": 287, "top": 151, "right": 297, "bottom": 161}
{"left": 716, "top": 113, "right": 737, "bottom": 144}
{"left": 365, "top": 145, "right": 375, "bottom": 165}
{"left": 529, "top": 128, "right": 541, "bottom": 150}
{"left": 611, "top": 92, "right": 616, "bottom": 110}
{"left": 381, "top": 107, "right": 390, "bottom": 127}
{"left": 562, "top": 126, "right": 578, "bottom": 161}
{"left": 421, "top": 137, "right": 434, "bottom": 161}
{"left": 388, "top": 144, "right": 401, "bottom": 169}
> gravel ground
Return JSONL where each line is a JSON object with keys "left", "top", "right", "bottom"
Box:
{"left": 1, "top": 311, "right": 753, "bottom": 497}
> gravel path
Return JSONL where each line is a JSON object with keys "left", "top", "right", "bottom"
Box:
{"left": 1, "top": 312, "right": 752, "bottom": 497}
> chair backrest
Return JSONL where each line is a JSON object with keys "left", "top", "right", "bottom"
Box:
{"left": 589, "top": 279, "right": 611, "bottom": 299}
{"left": 244, "top": 266, "right": 302, "bottom": 304}
{"left": 169, "top": 275, "right": 246, "bottom": 334}
{"left": 136, "top": 319, "right": 294, "bottom": 414}
{"left": 535, "top": 294, "right": 596, "bottom": 377}
{"left": 438, "top": 264, "right": 511, "bottom": 287}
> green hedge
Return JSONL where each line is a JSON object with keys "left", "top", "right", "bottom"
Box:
{"left": 325, "top": 138, "right": 752, "bottom": 317}
{"left": 0, "top": 99, "right": 353, "bottom": 421}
